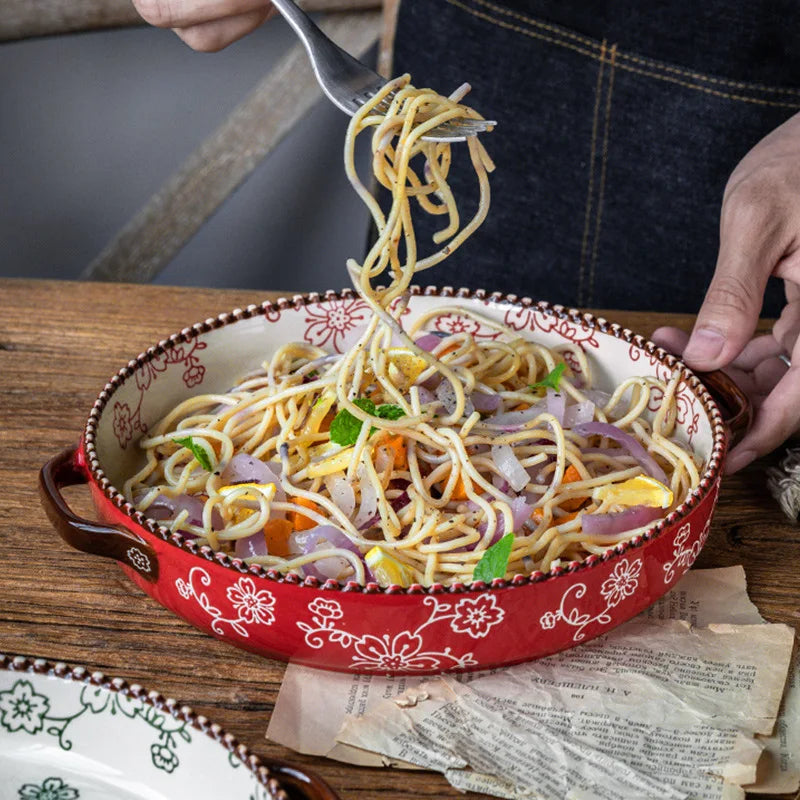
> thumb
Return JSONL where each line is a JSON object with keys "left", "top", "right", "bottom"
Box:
{"left": 683, "top": 206, "right": 777, "bottom": 372}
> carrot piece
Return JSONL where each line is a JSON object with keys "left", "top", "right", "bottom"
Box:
{"left": 560, "top": 464, "right": 589, "bottom": 511}
{"left": 384, "top": 434, "right": 408, "bottom": 470}
{"left": 563, "top": 464, "right": 582, "bottom": 483}
{"left": 319, "top": 410, "right": 336, "bottom": 433}
{"left": 263, "top": 518, "right": 294, "bottom": 557}
{"left": 289, "top": 497, "right": 320, "bottom": 532}
{"left": 450, "top": 474, "right": 469, "bottom": 500}
{"left": 438, "top": 340, "right": 460, "bottom": 356}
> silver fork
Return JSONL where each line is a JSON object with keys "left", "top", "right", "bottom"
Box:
{"left": 270, "top": 0, "right": 496, "bottom": 142}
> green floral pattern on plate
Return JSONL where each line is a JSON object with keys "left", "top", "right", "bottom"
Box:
{"left": 17, "top": 777, "right": 79, "bottom": 800}
{"left": 0, "top": 678, "right": 189, "bottom": 772}
{"left": 0, "top": 660, "right": 282, "bottom": 800}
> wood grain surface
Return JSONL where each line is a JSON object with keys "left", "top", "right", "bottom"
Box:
{"left": 1, "top": 278, "right": 797, "bottom": 800}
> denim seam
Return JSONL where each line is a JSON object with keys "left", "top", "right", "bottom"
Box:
{"left": 578, "top": 41, "right": 607, "bottom": 307}
{"left": 444, "top": 0, "right": 800, "bottom": 107}
{"left": 588, "top": 44, "right": 618, "bottom": 308}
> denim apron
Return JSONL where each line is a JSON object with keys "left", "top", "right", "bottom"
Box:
{"left": 390, "top": 0, "right": 800, "bottom": 314}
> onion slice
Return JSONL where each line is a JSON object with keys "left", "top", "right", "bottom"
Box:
{"left": 288, "top": 524, "right": 364, "bottom": 581}
{"left": 509, "top": 495, "right": 534, "bottom": 530}
{"left": 491, "top": 444, "right": 530, "bottom": 493}
{"left": 572, "top": 421, "right": 668, "bottom": 484}
{"left": 546, "top": 390, "right": 566, "bottom": 426}
{"left": 435, "top": 380, "right": 458, "bottom": 416}
{"left": 326, "top": 476, "right": 356, "bottom": 518}
{"left": 472, "top": 390, "right": 502, "bottom": 413}
{"left": 235, "top": 530, "right": 268, "bottom": 559}
{"left": 563, "top": 399, "right": 595, "bottom": 428}
{"left": 582, "top": 505, "right": 663, "bottom": 537}
{"left": 414, "top": 332, "right": 448, "bottom": 352}
{"left": 482, "top": 402, "right": 546, "bottom": 432}
{"left": 354, "top": 477, "right": 379, "bottom": 529}
{"left": 221, "top": 454, "right": 285, "bottom": 502}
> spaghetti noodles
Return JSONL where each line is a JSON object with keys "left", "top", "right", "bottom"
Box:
{"left": 125, "top": 76, "right": 701, "bottom": 587}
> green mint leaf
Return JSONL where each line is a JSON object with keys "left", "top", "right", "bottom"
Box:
{"left": 353, "top": 397, "right": 377, "bottom": 415}
{"left": 173, "top": 436, "right": 213, "bottom": 472}
{"left": 530, "top": 363, "right": 566, "bottom": 393}
{"left": 472, "top": 533, "right": 515, "bottom": 583}
{"left": 376, "top": 404, "right": 406, "bottom": 421}
{"left": 329, "top": 398, "right": 377, "bottom": 446}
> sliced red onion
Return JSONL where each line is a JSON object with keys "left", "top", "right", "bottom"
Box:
{"left": 325, "top": 476, "right": 356, "bottom": 518}
{"left": 563, "top": 399, "right": 596, "bottom": 428}
{"left": 491, "top": 444, "right": 530, "bottom": 493}
{"left": 390, "top": 491, "right": 410, "bottom": 513}
{"left": 474, "top": 509, "right": 509, "bottom": 548}
{"left": 546, "top": 390, "right": 566, "bottom": 426}
{"left": 415, "top": 385, "right": 436, "bottom": 405}
{"left": 235, "top": 530, "right": 268, "bottom": 559}
{"left": 358, "top": 490, "right": 410, "bottom": 531}
{"left": 436, "top": 380, "right": 458, "bottom": 416}
{"left": 582, "top": 505, "right": 663, "bottom": 537}
{"left": 354, "top": 479, "right": 379, "bottom": 529}
{"left": 220, "top": 454, "right": 286, "bottom": 502}
{"left": 582, "top": 389, "right": 612, "bottom": 408}
{"left": 288, "top": 525, "right": 359, "bottom": 555}
{"left": 572, "top": 421, "right": 668, "bottom": 484}
{"left": 288, "top": 525, "right": 364, "bottom": 581}
{"left": 414, "top": 332, "right": 448, "bottom": 352}
{"left": 374, "top": 445, "right": 394, "bottom": 474}
{"left": 472, "top": 391, "right": 503, "bottom": 413}
{"left": 302, "top": 353, "right": 342, "bottom": 372}
{"left": 483, "top": 402, "right": 546, "bottom": 432}
{"left": 509, "top": 495, "right": 535, "bottom": 530}
{"left": 492, "top": 472, "right": 511, "bottom": 493}
{"left": 420, "top": 371, "right": 443, "bottom": 391}
{"left": 145, "top": 493, "right": 205, "bottom": 529}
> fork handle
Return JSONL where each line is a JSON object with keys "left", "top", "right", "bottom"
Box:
{"left": 270, "top": 0, "right": 368, "bottom": 100}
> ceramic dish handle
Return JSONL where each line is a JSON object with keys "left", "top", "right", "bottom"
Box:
{"left": 262, "top": 758, "right": 342, "bottom": 800}
{"left": 699, "top": 369, "right": 752, "bottom": 447}
{"left": 39, "top": 446, "right": 160, "bottom": 583}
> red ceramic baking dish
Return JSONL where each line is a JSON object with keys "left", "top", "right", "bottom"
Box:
{"left": 39, "top": 288, "right": 748, "bottom": 675}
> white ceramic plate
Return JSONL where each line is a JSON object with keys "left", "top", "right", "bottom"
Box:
{"left": 0, "top": 655, "right": 284, "bottom": 800}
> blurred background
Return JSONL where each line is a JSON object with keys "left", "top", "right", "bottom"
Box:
{"left": 0, "top": 15, "right": 373, "bottom": 293}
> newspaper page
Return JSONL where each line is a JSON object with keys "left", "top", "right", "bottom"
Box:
{"left": 337, "top": 621, "right": 793, "bottom": 799}
{"left": 266, "top": 666, "right": 428, "bottom": 766}
{"left": 266, "top": 567, "right": 798, "bottom": 794}
{"left": 749, "top": 650, "right": 800, "bottom": 794}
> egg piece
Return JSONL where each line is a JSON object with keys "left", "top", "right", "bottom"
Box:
{"left": 365, "top": 546, "right": 414, "bottom": 587}
{"left": 591, "top": 475, "right": 673, "bottom": 509}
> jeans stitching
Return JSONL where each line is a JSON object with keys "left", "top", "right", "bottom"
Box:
{"left": 444, "top": 0, "right": 800, "bottom": 106}
{"left": 578, "top": 41, "right": 607, "bottom": 307}
{"left": 588, "top": 44, "right": 618, "bottom": 308}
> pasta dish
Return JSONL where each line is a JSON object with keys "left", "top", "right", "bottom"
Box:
{"left": 125, "top": 76, "right": 700, "bottom": 587}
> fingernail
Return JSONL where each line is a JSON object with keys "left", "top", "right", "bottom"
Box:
{"left": 683, "top": 328, "right": 725, "bottom": 365}
{"left": 725, "top": 448, "right": 756, "bottom": 474}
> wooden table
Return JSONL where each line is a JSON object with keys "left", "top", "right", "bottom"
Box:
{"left": 1, "top": 278, "right": 797, "bottom": 799}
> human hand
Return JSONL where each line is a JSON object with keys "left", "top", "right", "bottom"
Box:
{"left": 651, "top": 112, "right": 800, "bottom": 474}
{"left": 132, "top": 0, "right": 275, "bottom": 52}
